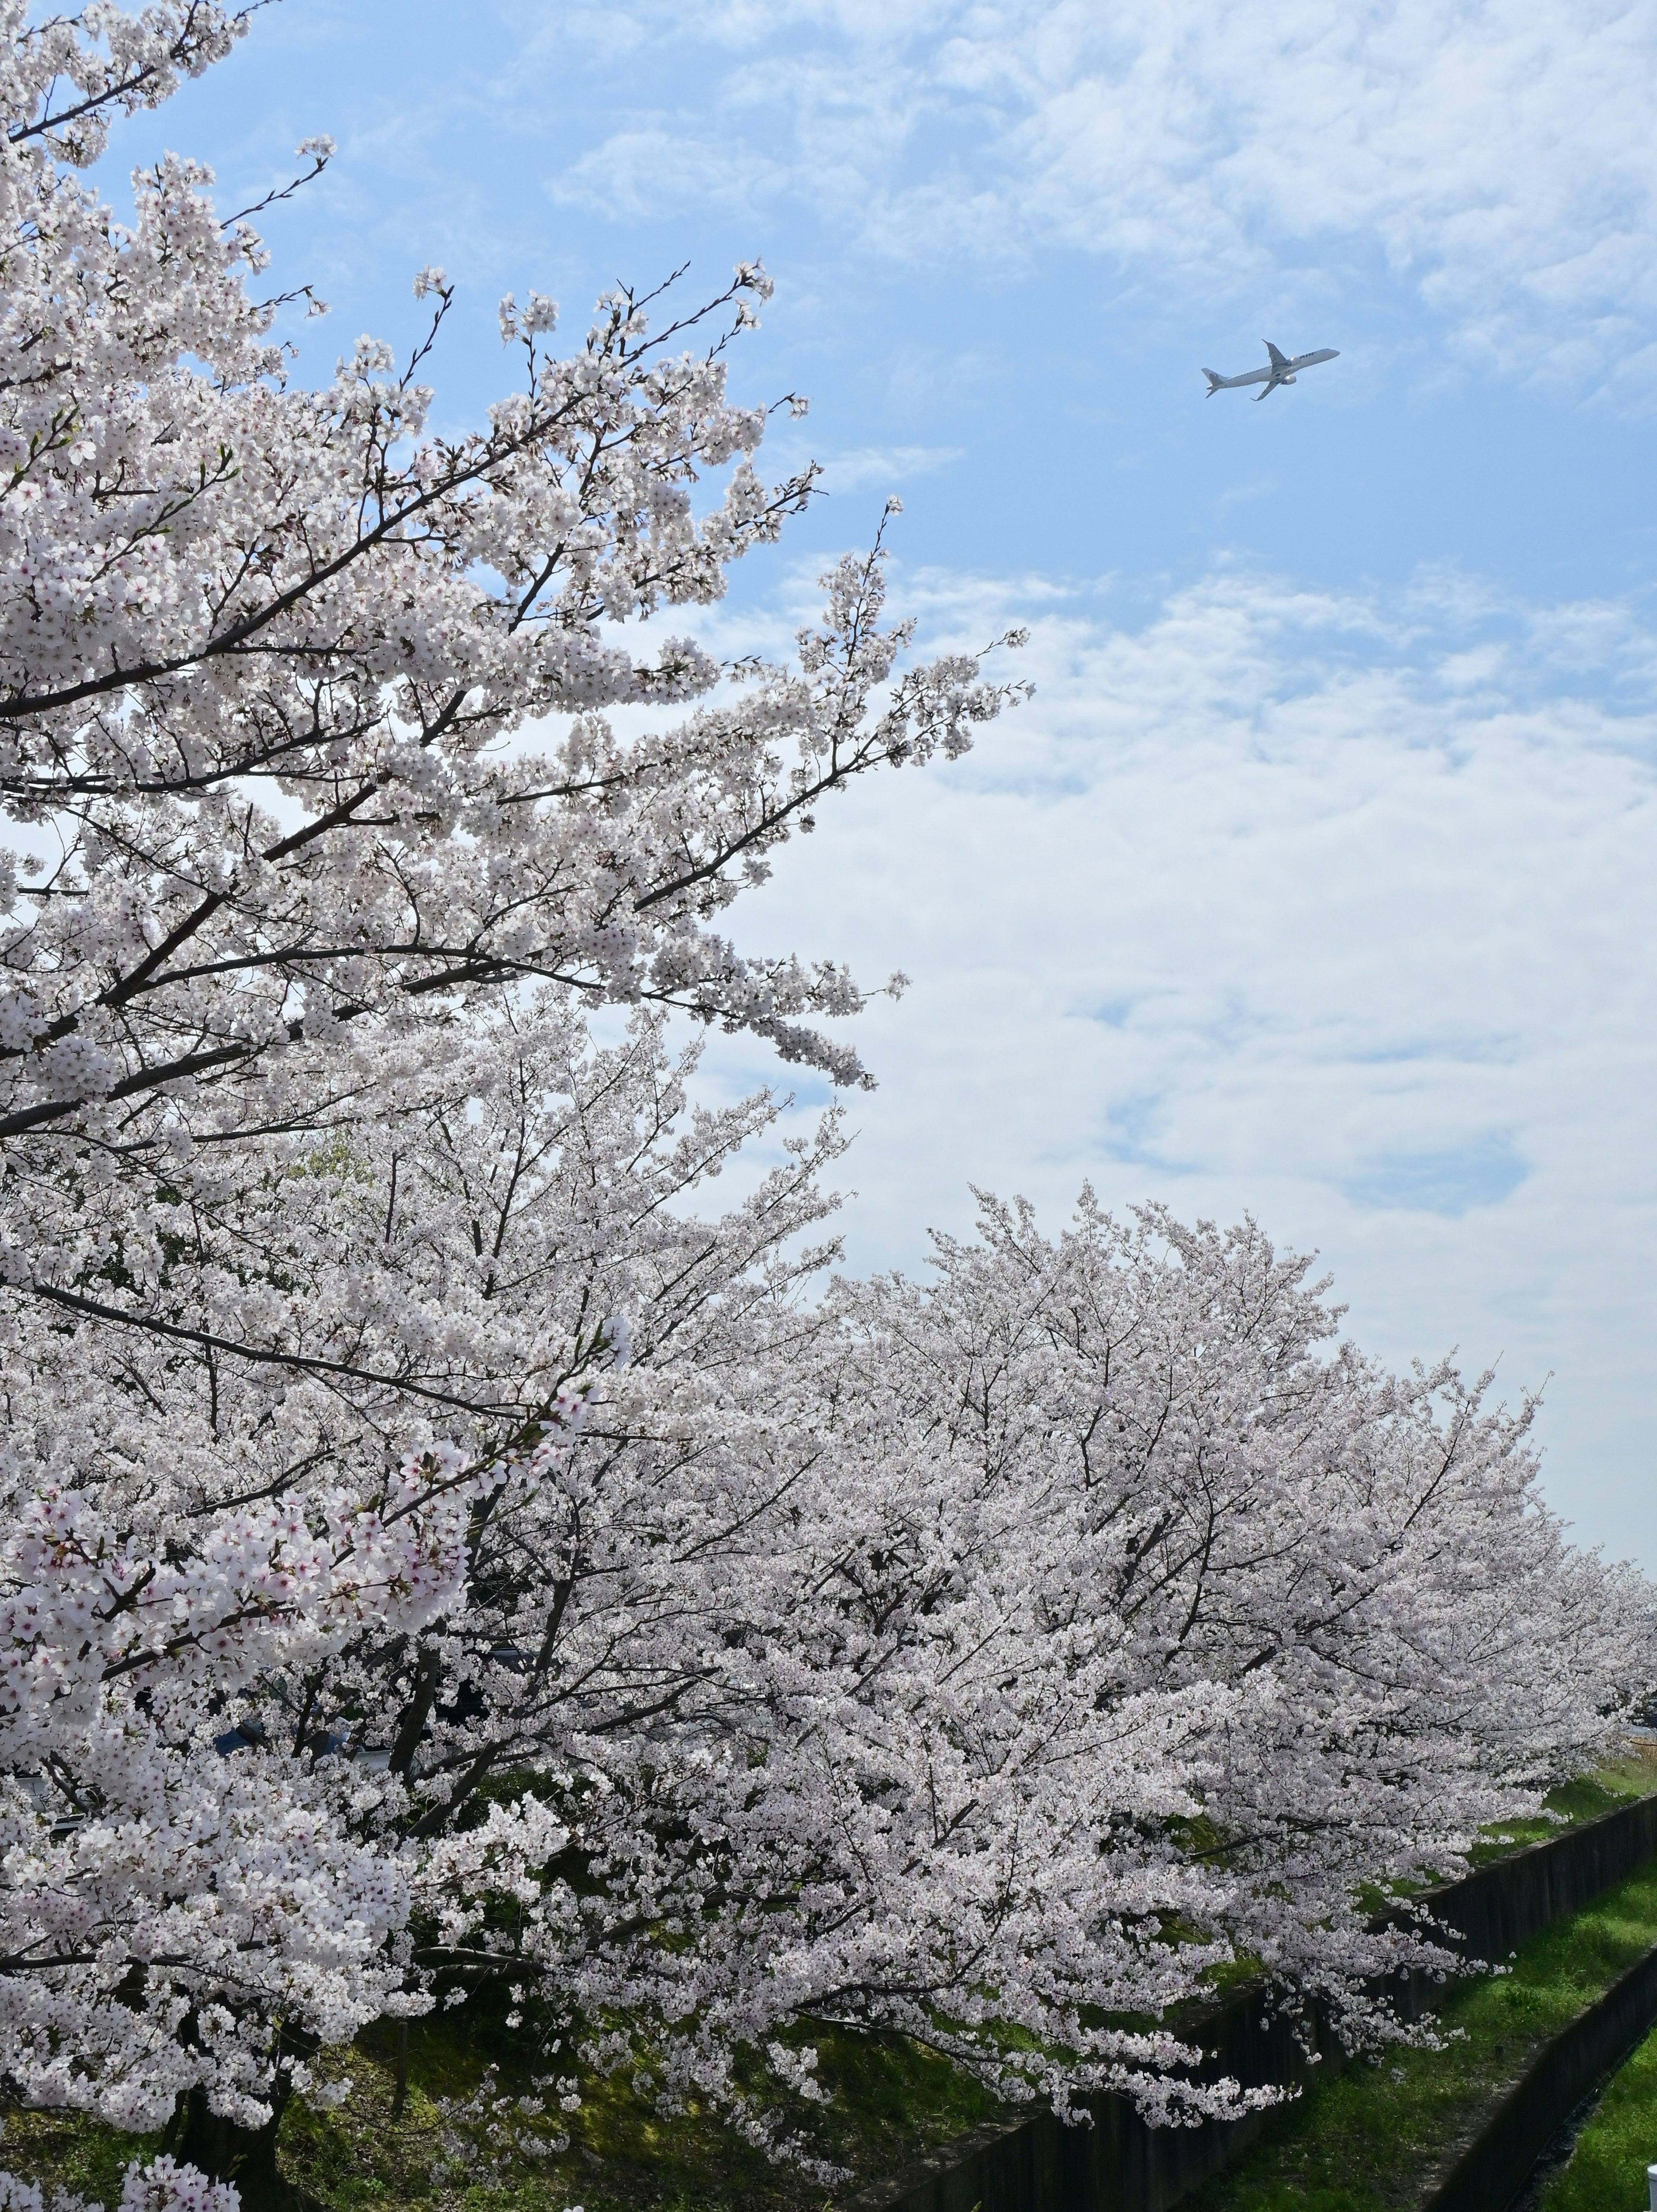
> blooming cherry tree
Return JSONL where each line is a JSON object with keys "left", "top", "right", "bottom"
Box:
{"left": 0, "top": 9, "right": 1646, "bottom": 2211}
{"left": 816, "top": 1194, "right": 1650, "bottom": 2047}
{"left": 0, "top": 3, "right": 1025, "bottom": 2193}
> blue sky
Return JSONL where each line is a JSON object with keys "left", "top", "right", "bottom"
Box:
{"left": 107, "top": 0, "right": 1657, "bottom": 1561}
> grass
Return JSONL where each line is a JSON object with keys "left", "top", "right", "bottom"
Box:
{"left": 3, "top": 1752, "right": 1654, "bottom": 2212}
{"left": 1466, "top": 1757, "right": 1657, "bottom": 1865}
{"left": 1184, "top": 1765, "right": 1657, "bottom": 2212}
{"left": 0, "top": 2010, "right": 1006, "bottom": 2212}
{"left": 279, "top": 2010, "right": 1004, "bottom": 2212}
{"left": 1535, "top": 2019, "right": 1657, "bottom": 2211}
{"left": 0, "top": 2110, "right": 167, "bottom": 2211}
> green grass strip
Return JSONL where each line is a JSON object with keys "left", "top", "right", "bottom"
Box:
{"left": 1187, "top": 1861, "right": 1657, "bottom": 2212}
{"left": 1535, "top": 2017, "right": 1657, "bottom": 2212}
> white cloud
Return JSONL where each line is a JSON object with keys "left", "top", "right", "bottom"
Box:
{"left": 682, "top": 557, "right": 1657, "bottom": 1562}
{"left": 814, "top": 442, "right": 964, "bottom": 492}
{"left": 520, "top": 0, "right": 1657, "bottom": 392}
{"left": 548, "top": 128, "right": 789, "bottom": 220}
{"left": 985, "top": 0, "right": 1657, "bottom": 383}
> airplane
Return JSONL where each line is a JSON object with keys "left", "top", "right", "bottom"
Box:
{"left": 1201, "top": 340, "right": 1339, "bottom": 401}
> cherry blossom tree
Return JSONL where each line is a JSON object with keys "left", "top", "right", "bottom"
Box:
{"left": 0, "top": 2158, "right": 237, "bottom": 2212}
{"left": 0, "top": 992, "right": 1252, "bottom": 2192}
{"left": 0, "top": 9, "right": 1647, "bottom": 2212}
{"left": 816, "top": 1192, "right": 1651, "bottom": 2046}
{"left": 0, "top": 2, "right": 1030, "bottom": 2197}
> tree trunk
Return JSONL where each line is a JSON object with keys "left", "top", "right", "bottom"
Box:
{"left": 173, "top": 2085, "right": 297, "bottom": 2212}
{"left": 389, "top": 2018, "right": 410, "bottom": 2124}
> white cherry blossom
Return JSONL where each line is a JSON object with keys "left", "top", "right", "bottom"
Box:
{"left": 0, "top": 10, "right": 1644, "bottom": 2209}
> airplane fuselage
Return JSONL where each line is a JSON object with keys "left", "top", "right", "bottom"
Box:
{"left": 1202, "top": 342, "right": 1339, "bottom": 400}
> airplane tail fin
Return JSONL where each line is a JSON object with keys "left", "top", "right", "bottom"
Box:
{"left": 1201, "top": 368, "right": 1224, "bottom": 394}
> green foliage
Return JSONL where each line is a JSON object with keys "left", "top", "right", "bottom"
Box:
{"left": 0, "top": 2110, "right": 166, "bottom": 2208}
{"left": 296, "top": 2011, "right": 1001, "bottom": 2212}
{"left": 0, "top": 2010, "right": 1001, "bottom": 2212}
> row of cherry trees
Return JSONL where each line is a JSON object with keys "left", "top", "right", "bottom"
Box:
{"left": 0, "top": 9, "right": 1647, "bottom": 2210}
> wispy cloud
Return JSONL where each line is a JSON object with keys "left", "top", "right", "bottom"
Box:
{"left": 1343, "top": 1141, "right": 1529, "bottom": 1218}
{"left": 815, "top": 443, "right": 964, "bottom": 492}
{"left": 682, "top": 555, "right": 1657, "bottom": 1557}
{"left": 514, "top": 0, "right": 1657, "bottom": 395}
{"left": 548, "top": 127, "right": 789, "bottom": 219}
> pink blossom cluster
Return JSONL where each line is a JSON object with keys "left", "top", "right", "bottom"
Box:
{"left": 0, "top": 2157, "right": 236, "bottom": 2212}
{"left": 0, "top": 5, "right": 1646, "bottom": 2196}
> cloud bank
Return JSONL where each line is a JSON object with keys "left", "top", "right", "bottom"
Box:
{"left": 685, "top": 555, "right": 1657, "bottom": 1558}
{"left": 530, "top": 0, "right": 1657, "bottom": 393}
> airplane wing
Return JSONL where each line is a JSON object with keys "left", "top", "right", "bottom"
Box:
{"left": 1264, "top": 340, "right": 1290, "bottom": 369}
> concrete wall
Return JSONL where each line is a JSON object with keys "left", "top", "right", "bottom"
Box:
{"left": 1424, "top": 1942, "right": 1657, "bottom": 2212}
{"left": 847, "top": 1793, "right": 1657, "bottom": 2212}
{"left": 1393, "top": 1794, "right": 1657, "bottom": 1966}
